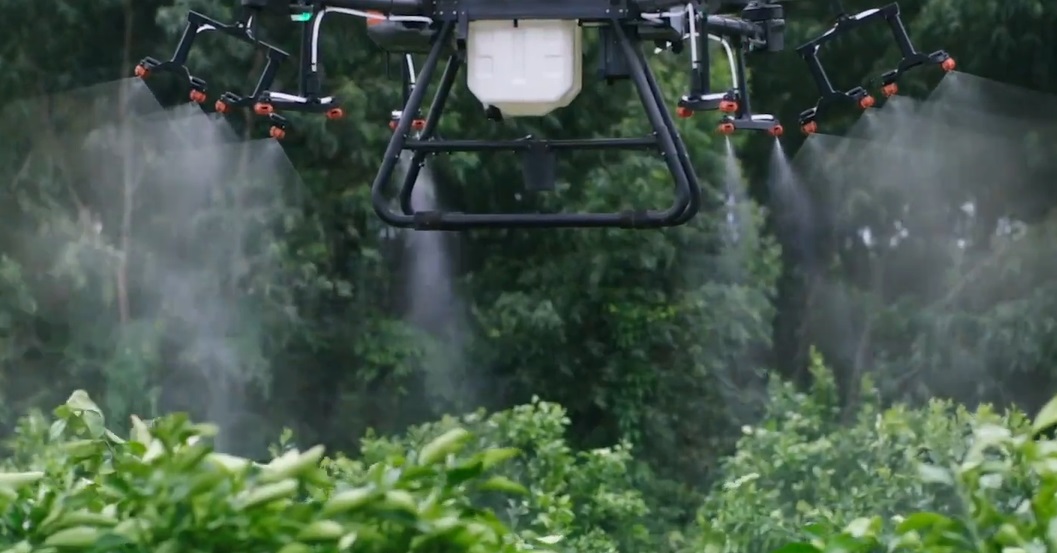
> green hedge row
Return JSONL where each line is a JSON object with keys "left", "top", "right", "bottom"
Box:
{"left": 5, "top": 373, "right": 1057, "bottom": 552}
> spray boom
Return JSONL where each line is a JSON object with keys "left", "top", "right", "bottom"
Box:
{"left": 129, "top": 0, "right": 950, "bottom": 230}
{"left": 133, "top": 9, "right": 292, "bottom": 138}
{"left": 796, "top": 2, "right": 955, "bottom": 134}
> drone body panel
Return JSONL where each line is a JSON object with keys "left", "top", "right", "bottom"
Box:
{"left": 465, "top": 19, "right": 583, "bottom": 117}
{"left": 429, "top": 0, "right": 633, "bottom": 21}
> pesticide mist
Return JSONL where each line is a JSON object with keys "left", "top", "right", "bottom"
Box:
{"left": 0, "top": 78, "right": 306, "bottom": 455}
{"left": 397, "top": 154, "right": 472, "bottom": 413}
{"left": 722, "top": 138, "right": 746, "bottom": 244}
{"left": 784, "top": 71, "right": 1057, "bottom": 405}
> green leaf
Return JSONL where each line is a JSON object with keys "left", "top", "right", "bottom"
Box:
{"left": 48, "top": 419, "right": 67, "bottom": 441}
{"left": 64, "top": 390, "right": 106, "bottom": 438}
{"left": 478, "top": 447, "right": 520, "bottom": 470}
{"left": 418, "top": 428, "right": 472, "bottom": 466}
{"left": 445, "top": 461, "right": 485, "bottom": 487}
{"left": 477, "top": 476, "right": 528, "bottom": 495}
{"left": 843, "top": 516, "right": 880, "bottom": 538}
{"left": 896, "top": 512, "right": 955, "bottom": 534}
{"left": 65, "top": 390, "right": 102, "bottom": 414}
{"left": 769, "top": 543, "right": 822, "bottom": 553}
{"left": 1034, "top": 394, "right": 1057, "bottom": 435}
{"left": 916, "top": 464, "right": 954, "bottom": 485}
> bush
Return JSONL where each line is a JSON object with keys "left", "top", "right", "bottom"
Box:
{"left": 695, "top": 350, "right": 1030, "bottom": 552}
{"left": 0, "top": 390, "right": 560, "bottom": 552}
{"left": 780, "top": 394, "right": 1057, "bottom": 552}
{"left": 351, "top": 397, "right": 660, "bottom": 553}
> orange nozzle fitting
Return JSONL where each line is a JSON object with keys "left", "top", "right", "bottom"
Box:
{"left": 801, "top": 121, "right": 818, "bottom": 135}
{"left": 366, "top": 10, "right": 383, "bottom": 26}
{"left": 769, "top": 124, "right": 784, "bottom": 138}
{"left": 189, "top": 90, "right": 206, "bottom": 104}
{"left": 254, "top": 103, "right": 274, "bottom": 115}
{"left": 717, "top": 122, "right": 735, "bottom": 135}
{"left": 214, "top": 100, "right": 229, "bottom": 114}
{"left": 269, "top": 126, "right": 286, "bottom": 140}
{"left": 882, "top": 82, "right": 898, "bottom": 97}
{"left": 719, "top": 100, "right": 738, "bottom": 113}
{"left": 133, "top": 64, "right": 149, "bottom": 78}
{"left": 326, "top": 107, "right": 344, "bottom": 120}
{"left": 390, "top": 119, "right": 426, "bottom": 131}
{"left": 676, "top": 106, "right": 693, "bottom": 118}
{"left": 941, "top": 57, "right": 956, "bottom": 72}
{"left": 859, "top": 95, "right": 875, "bottom": 109}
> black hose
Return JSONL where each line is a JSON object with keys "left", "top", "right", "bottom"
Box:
{"left": 325, "top": 0, "right": 424, "bottom": 16}
{"left": 705, "top": 15, "right": 762, "bottom": 38}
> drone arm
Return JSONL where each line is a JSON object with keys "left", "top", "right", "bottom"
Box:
{"left": 732, "top": 37, "right": 750, "bottom": 116}
{"left": 704, "top": 15, "right": 763, "bottom": 40}
{"left": 169, "top": 15, "right": 201, "bottom": 66}
{"left": 880, "top": 4, "right": 918, "bottom": 59}
{"left": 687, "top": 4, "right": 710, "bottom": 96}
{"left": 249, "top": 48, "right": 287, "bottom": 98}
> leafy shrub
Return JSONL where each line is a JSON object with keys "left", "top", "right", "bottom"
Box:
{"left": 351, "top": 397, "right": 657, "bottom": 553}
{"left": 0, "top": 390, "right": 557, "bottom": 552}
{"left": 779, "top": 394, "right": 1057, "bottom": 552}
{"left": 695, "top": 350, "right": 1030, "bottom": 552}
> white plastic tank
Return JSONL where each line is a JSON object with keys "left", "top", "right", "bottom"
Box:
{"left": 465, "top": 19, "right": 583, "bottom": 118}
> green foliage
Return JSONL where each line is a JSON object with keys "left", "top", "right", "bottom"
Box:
{"left": 0, "top": 391, "right": 549, "bottom": 552}
{"left": 6, "top": 5, "right": 1057, "bottom": 553}
{"left": 696, "top": 350, "right": 1030, "bottom": 552}
{"left": 352, "top": 397, "right": 657, "bottom": 553}
{"left": 773, "top": 394, "right": 1057, "bottom": 553}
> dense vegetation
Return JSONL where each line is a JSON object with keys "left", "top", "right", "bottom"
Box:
{"left": 2, "top": 0, "right": 1057, "bottom": 550}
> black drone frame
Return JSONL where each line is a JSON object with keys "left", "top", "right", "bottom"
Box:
{"left": 378, "top": 16, "right": 699, "bottom": 230}
{"left": 796, "top": 2, "right": 954, "bottom": 134}
{"left": 132, "top": 0, "right": 787, "bottom": 229}
{"left": 367, "top": 1, "right": 787, "bottom": 229}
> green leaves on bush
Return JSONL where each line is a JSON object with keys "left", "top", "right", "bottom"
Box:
{"left": 354, "top": 397, "right": 655, "bottom": 553}
{"left": 13, "top": 373, "right": 1057, "bottom": 553}
{"left": 0, "top": 390, "right": 550, "bottom": 552}
{"left": 704, "top": 362, "right": 1057, "bottom": 553}
{"left": 693, "top": 351, "right": 1035, "bottom": 553}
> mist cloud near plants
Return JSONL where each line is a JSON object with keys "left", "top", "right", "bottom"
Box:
{"left": 785, "top": 72, "right": 1057, "bottom": 408}
{"left": 0, "top": 79, "right": 306, "bottom": 455}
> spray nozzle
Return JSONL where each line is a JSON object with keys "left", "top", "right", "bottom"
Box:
{"left": 389, "top": 110, "right": 426, "bottom": 134}
{"left": 267, "top": 113, "right": 288, "bottom": 140}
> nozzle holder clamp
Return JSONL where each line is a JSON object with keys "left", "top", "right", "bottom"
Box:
{"left": 254, "top": 91, "right": 343, "bottom": 115}
{"left": 719, "top": 114, "right": 783, "bottom": 136}
{"left": 134, "top": 11, "right": 289, "bottom": 107}
{"left": 796, "top": 2, "right": 950, "bottom": 129}
{"left": 678, "top": 90, "right": 738, "bottom": 113}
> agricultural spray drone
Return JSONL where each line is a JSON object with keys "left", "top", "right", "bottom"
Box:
{"left": 133, "top": 0, "right": 950, "bottom": 230}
